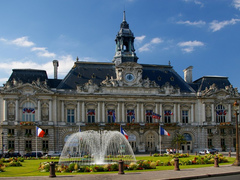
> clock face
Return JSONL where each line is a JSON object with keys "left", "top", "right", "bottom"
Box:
{"left": 125, "top": 73, "right": 135, "bottom": 82}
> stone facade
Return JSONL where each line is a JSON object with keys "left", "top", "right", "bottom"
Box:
{"left": 0, "top": 12, "right": 239, "bottom": 155}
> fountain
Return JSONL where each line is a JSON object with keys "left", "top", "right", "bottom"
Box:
{"left": 58, "top": 130, "right": 136, "bottom": 166}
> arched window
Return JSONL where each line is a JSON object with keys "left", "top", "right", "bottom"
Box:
{"left": 22, "top": 102, "right": 35, "bottom": 122}
{"left": 216, "top": 105, "right": 226, "bottom": 123}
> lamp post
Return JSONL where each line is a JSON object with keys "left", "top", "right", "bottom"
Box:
{"left": 1, "top": 132, "right": 4, "bottom": 158}
{"left": 232, "top": 100, "right": 240, "bottom": 166}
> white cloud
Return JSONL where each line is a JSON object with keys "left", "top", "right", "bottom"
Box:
{"left": 11, "top": 36, "right": 34, "bottom": 47}
{"left": 183, "top": 0, "right": 204, "bottom": 7}
{"left": 31, "top": 47, "right": 56, "bottom": 58}
{"left": 138, "top": 37, "right": 163, "bottom": 52}
{"left": 178, "top": 40, "right": 204, "bottom": 53}
{"left": 135, "top": 35, "right": 146, "bottom": 43}
{"left": 209, "top": 18, "right": 240, "bottom": 32}
{"left": 177, "top": 20, "right": 206, "bottom": 27}
{"left": 233, "top": 0, "right": 240, "bottom": 10}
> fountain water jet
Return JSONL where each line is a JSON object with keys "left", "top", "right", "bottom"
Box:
{"left": 59, "top": 130, "right": 136, "bottom": 166}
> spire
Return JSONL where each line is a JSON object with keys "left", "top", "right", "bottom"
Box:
{"left": 123, "top": 11, "right": 126, "bottom": 22}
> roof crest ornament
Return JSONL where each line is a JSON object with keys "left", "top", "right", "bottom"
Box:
{"left": 123, "top": 10, "right": 126, "bottom": 22}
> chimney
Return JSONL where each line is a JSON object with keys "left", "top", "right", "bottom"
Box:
{"left": 53, "top": 60, "right": 59, "bottom": 79}
{"left": 183, "top": 66, "right": 193, "bottom": 83}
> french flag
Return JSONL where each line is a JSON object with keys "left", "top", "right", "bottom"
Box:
{"left": 160, "top": 126, "right": 170, "bottom": 136}
{"left": 36, "top": 126, "right": 45, "bottom": 138}
{"left": 120, "top": 127, "right": 128, "bottom": 140}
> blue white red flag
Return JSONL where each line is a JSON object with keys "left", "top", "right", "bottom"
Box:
{"left": 36, "top": 126, "right": 45, "bottom": 138}
{"left": 160, "top": 126, "right": 170, "bottom": 136}
{"left": 120, "top": 127, "right": 128, "bottom": 140}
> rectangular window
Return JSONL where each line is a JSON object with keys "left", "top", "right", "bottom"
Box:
{"left": 146, "top": 110, "right": 153, "bottom": 123}
{"left": 182, "top": 110, "right": 188, "bottom": 124}
{"left": 25, "top": 140, "right": 32, "bottom": 150}
{"left": 127, "top": 110, "right": 135, "bottom": 123}
{"left": 67, "top": 109, "right": 75, "bottom": 123}
{"left": 43, "top": 129, "right": 48, "bottom": 136}
{"left": 8, "top": 140, "right": 14, "bottom": 150}
{"left": 8, "top": 129, "right": 14, "bottom": 136}
{"left": 207, "top": 139, "right": 212, "bottom": 148}
{"left": 87, "top": 109, "right": 95, "bottom": 123}
{"left": 164, "top": 110, "right": 172, "bottom": 123}
{"left": 221, "top": 138, "right": 225, "bottom": 146}
{"left": 207, "top": 129, "right": 212, "bottom": 134}
{"left": 107, "top": 110, "right": 116, "bottom": 123}
{"left": 22, "top": 102, "right": 35, "bottom": 122}
{"left": 220, "top": 128, "right": 225, "bottom": 135}
{"left": 42, "top": 140, "right": 48, "bottom": 150}
{"left": 25, "top": 129, "right": 32, "bottom": 136}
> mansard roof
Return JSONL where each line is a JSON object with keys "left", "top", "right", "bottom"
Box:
{"left": 7, "top": 69, "right": 61, "bottom": 88}
{"left": 192, "top": 76, "right": 231, "bottom": 92}
{"left": 56, "top": 61, "right": 195, "bottom": 93}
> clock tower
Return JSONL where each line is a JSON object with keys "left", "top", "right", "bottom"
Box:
{"left": 113, "top": 11, "right": 138, "bottom": 66}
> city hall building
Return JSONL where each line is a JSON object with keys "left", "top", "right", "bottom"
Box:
{"left": 0, "top": 12, "right": 239, "bottom": 155}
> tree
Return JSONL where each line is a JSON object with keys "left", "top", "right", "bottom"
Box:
{"left": 171, "top": 134, "right": 187, "bottom": 151}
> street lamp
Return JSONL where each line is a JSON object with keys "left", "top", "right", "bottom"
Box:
{"left": 1, "top": 132, "right": 4, "bottom": 158}
{"left": 232, "top": 100, "right": 240, "bottom": 166}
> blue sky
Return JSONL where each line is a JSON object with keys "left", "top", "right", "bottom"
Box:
{"left": 1, "top": 0, "right": 240, "bottom": 90}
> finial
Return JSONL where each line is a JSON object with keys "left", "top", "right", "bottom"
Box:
{"left": 123, "top": 11, "right": 126, "bottom": 22}
{"left": 76, "top": 56, "right": 79, "bottom": 61}
{"left": 168, "top": 60, "right": 171, "bottom": 66}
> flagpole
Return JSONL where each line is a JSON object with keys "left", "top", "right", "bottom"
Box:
{"left": 159, "top": 124, "right": 161, "bottom": 155}
{"left": 36, "top": 126, "right": 37, "bottom": 158}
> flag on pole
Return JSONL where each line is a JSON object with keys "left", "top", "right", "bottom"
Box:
{"left": 160, "top": 126, "right": 170, "bottom": 136}
{"left": 120, "top": 127, "right": 128, "bottom": 140}
{"left": 36, "top": 127, "right": 45, "bottom": 138}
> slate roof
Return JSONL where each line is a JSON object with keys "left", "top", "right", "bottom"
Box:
{"left": 7, "top": 69, "right": 61, "bottom": 88}
{"left": 56, "top": 61, "right": 195, "bottom": 93}
{"left": 192, "top": 76, "right": 231, "bottom": 92}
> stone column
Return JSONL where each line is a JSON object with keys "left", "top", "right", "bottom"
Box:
{"left": 174, "top": 104, "right": 177, "bottom": 123}
{"left": 160, "top": 104, "right": 163, "bottom": 122}
{"left": 155, "top": 103, "right": 158, "bottom": 123}
{"left": 177, "top": 104, "right": 181, "bottom": 123}
{"left": 77, "top": 101, "right": 80, "bottom": 123}
{"left": 82, "top": 102, "right": 85, "bottom": 123}
{"left": 211, "top": 104, "right": 215, "bottom": 122}
{"left": 3, "top": 99, "right": 7, "bottom": 121}
{"left": 61, "top": 101, "right": 64, "bottom": 122}
{"left": 102, "top": 102, "right": 106, "bottom": 123}
{"left": 15, "top": 99, "right": 19, "bottom": 121}
{"left": 117, "top": 102, "right": 120, "bottom": 123}
{"left": 38, "top": 100, "right": 41, "bottom": 121}
{"left": 202, "top": 103, "right": 206, "bottom": 123}
{"left": 137, "top": 103, "right": 140, "bottom": 123}
{"left": 121, "top": 103, "right": 125, "bottom": 123}
{"left": 49, "top": 100, "right": 52, "bottom": 121}
{"left": 191, "top": 104, "right": 194, "bottom": 123}
{"left": 141, "top": 103, "right": 144, "bottom": 123}
{"left": 97, "top": 102, "right": 101, "bottom": 123}
{"left": 228, "top": 104, "right": 231, "bottom": 122}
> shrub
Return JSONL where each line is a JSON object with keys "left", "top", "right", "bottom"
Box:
{"left": 150, "top": 162, "right": 156, "bottom": 169}
{"left": 128, "top": 162, "right": 138, "bottom": 170}
{"left": 110, "top": 163, "right": 118, "bottom": 171}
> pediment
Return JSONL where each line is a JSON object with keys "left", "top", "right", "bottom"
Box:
{"left": 201, "top": 84, "right": 239, "bottom": 97}
{"left": 2, "top": 83, "right": 54, "bottom": 95}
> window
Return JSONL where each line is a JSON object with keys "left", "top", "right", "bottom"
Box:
{"left": 220, "top": 128, "right": 225, "bottom": 135}
{"left": 43, "top": 129, "right": 48, "bottom": 136}
{"left": 127, "top": 110, "right": 135, "bottom": 123}
{"left": 67, "top": 109, "right": 75, "bottom": 123}
{"left": 25, "top": 140, "right": 32, "bottom": 150}
{"left": 8, "top": 140, "right": 14, "bottom": 150}
{"left": 216, "top": 105, "right": 226, "bottom": 123}
{"left": 107, "top": 110, "right": 116, "bottom": 123}
{"left": 207, "top": 139, "right": 212, "bottom": 148}
{"left": 25, "top": 129, "right": 32, "bottom": 136}
{"left": 42, "top": 140, "right": 48, "bottom": 151}
{"left": 8, "top": 129, "right": 14, "bottom": 136}
{"left": 164, "top": 110, "right": 173, "bottom": 123}
{"left": 87, "top": 109, "right": 95, "bottom": 123}
{"left": 146, "top": 110, "right": 153, "bottom": 123}
{"left": 221, "top": 138, "right": 225, "bottom": 147}
{"left": 207, "top": 129, "right": 212, "bottom": 134}
{"left": 182, "top": 110, "right": 189, "bottom": 124}
{"left": 22, "top": 102, "right": 35, "bottom": 121}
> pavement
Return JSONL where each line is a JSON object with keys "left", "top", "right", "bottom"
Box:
{"left": 1, "top": 164, "right": 240, "bottom": 180}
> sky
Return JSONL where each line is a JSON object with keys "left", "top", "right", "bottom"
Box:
{"left": 0, "top": 0, "right": 240, "bottom": 90}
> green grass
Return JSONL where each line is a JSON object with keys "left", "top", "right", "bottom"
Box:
{"left": 0, "top": 155, "right": 236, "bottom": 177}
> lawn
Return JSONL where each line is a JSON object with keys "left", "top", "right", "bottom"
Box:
{"left": 0, "top": 155, "right": 236, "bottom": 177}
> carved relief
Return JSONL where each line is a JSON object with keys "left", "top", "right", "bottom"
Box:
{"left": 7, "top": 101, "right": 15, "bottom": 121}
{"left": 41, "top": 102, "right": 49, "bottom": 121}
{"left": 205, "top": 104, "right": 211, "bottom": 122}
